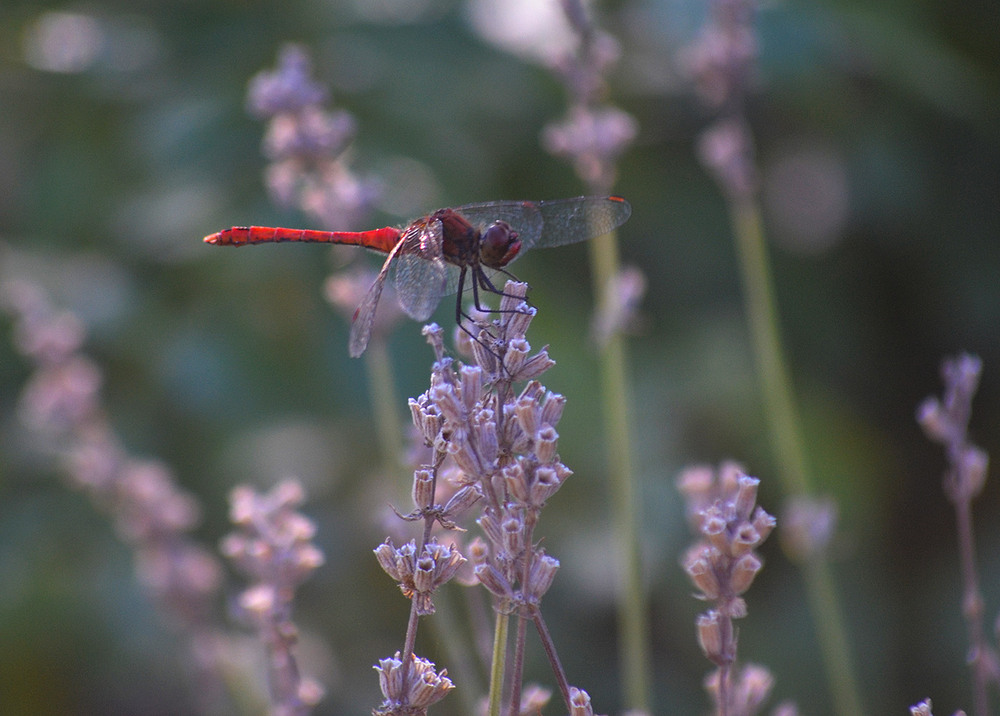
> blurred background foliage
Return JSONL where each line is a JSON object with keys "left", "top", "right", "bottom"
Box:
{"left": 1, "top": 0, "right": 999, "bottom": 714}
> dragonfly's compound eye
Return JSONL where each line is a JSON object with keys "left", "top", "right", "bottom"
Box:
{"left": 480, "top": 221, "right": 521, "bottom": 268}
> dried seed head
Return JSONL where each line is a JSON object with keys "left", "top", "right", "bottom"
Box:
{"left": 731, "top": 552, "right": 762, "bottom": 595}
{"left": 412, "top": 468, "right": 435, "bottom": 511}
{"left": 525, "top": 553, "right": 560, "bottom": 602}
{"left": 503, "top": 462, "right": 530, "bottom": 503}
{"left": 683, "top": 546, "right": 721, "bottom": 600}
{"left": 474, "top": 562, "right": 514, "bottom": 600}
{"left": 535, "top": 425, "right": 559, "bottom": 464}
{"left": 503, "top": 338, "right": 529, "bottom": 376}
{"left": 734, "top": 474, "right": 760, "bottom": 521}
{"left": 568, "top": 686, "right": 594, "bottom": 716}
{"left": 539, "top": 391, "right": 566, "bottom": 431}
{"left": 374, "top": 652, "right": 454, "bottom": 710}
{"left": 442, "top": 484, "right": 481, "bottom": 518}
{"left": 502, "top": 514, "right": 526, "bottom": 557}
{"left": 696, "top": 610, "right": 726, "bottom": 663}
{"left": 530, "top": 465, "right": 565, "bottom": 505}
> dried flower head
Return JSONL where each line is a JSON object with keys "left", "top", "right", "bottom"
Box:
{"left": 374, "top": 538, "right": 467, "bottom": 615}
{"left": 373, "top": 652, "right": 454, "bottom": 715}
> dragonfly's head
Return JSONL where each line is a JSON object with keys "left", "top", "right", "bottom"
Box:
{"left": 480, "top": 221, "right": 520, "bottom": 268}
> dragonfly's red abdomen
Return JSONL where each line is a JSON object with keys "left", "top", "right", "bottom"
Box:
{"left": 204, "top": 225, "right": 401, "bottom": 252}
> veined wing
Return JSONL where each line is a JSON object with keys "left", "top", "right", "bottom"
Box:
{"left": 350, "top": 234, "right": 408, "bottom": 357}
{"left": 455, "top": 195, "right": 630, "bottom": 255}
{"left": 390, "top": 218, "right": 449, "bottom": 321}
{"left": 531, "top": 195, "right": 631, "bottom": 249}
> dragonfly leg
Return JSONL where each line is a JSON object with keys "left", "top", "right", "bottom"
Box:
{"left": 474, "top": 268, "right": 536, "bottom": 315}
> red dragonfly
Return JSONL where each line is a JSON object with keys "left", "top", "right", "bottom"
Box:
{"left": 204, "top": 195, "right": 631, "bottom": 357}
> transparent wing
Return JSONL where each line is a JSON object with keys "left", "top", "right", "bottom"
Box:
{"left": 390, "top": 219, "right": 449, "bottom": 321}
{"left": 349, "top": 244, "right": 399, "bottom": 357}
{"left": 456, "top": 195, "right": 631, "bottom": 254}
{"left": 532, "top": 196, "right": 631, "bottom": 249}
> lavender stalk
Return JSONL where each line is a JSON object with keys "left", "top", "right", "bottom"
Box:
{"left": 682, "top": 1, "right": 864, "bottom": 712}
{"left": 917, "top": 354, "right": 1000, "bottom": 716}
{"left": 221, "top": 480, "right": 326, "bottom": 716}
{"left": 379, "top": 282, "right": 598, "bottom": 715}
{"left": 542, "top": 2, "right": 647, "bottom": 709}
{"left": 678, "top": 462, "right": 783, "bottom": 716}
{"left": 1, "top": 278, "right": 230, "bottom": 714}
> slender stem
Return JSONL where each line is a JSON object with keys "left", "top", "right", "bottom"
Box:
{"left": 717, "top": 664, "right": 730, "bottom": 716}
{"left": 487, "top": 611, "right": 510, "bottom": 716}
{"left": 729, "top": 199, "right": 808, "bottom": 495}
{"left": 508, "top": 516, "right": 538, "bottom": 715}
{"left": 728, "top": 196, "right": 865, "bottom": 716}
{"left": 508, "top": 615, "right": 528, "bottom": 716}
{"left": 400, "top": 600, "right": 420, "bottom": 690}
{"left": 364, "top": 338, "right": 405, "bottom": 475}
{"left": 532, "top": 609, "right": 571, "bottom": 709}
{"left": 954, "top": 497, "right": 988, "bottom": 716}
{"left": 588, "top": 230, "right": 651, "bottom": 711}
{"left": 800, "top": 554, "right": 867, "bottom": 716}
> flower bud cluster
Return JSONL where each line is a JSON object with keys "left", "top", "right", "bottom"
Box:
{"left": 455, "top": 282, "right": 556, "bottom": 383}
{"left": 405, "top": 286, "right": 571, "bottom": 612}
{"left": 678, "top": 462, "right": 776, "bottom": 711}
{"left": 222, "top": 480, "right": 325, "bottom": 599}
{"left": 704, "top": 662, "right": 783, "bottom": 716}
{"left": 374, "top": 282, "right": 579, "bottom": 712}
{"left": 2, "top": 280, "right": 258, "bottom": 711}
{"left": 680, "top": 0, "right": 760, "bottom": 199}
{"left": 678, "top": 463, "right": 774, "bottom": 614}
{"left": 246, "top": 44, "right": 377, "bottom": 234}
{"left": 220, "top": 479, "right": 325, "bottom": 714}
{"left": 780, "top": 495, "right": 837, "bottom": 562}
{"left": 539, "top": 3, "right": 637, "bottom": 190}
{"left": 909, "top": 699, "right": 965, "bottom": 716}
{"left": 917, "top": 353, "right": 989, "bottom": 503}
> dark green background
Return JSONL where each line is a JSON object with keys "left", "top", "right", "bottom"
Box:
{"left": 1, "top": 0, "right": 999, "bottom": 713}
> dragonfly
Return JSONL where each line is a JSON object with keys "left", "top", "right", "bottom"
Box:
{"left": 204, "top": 195, "right": 631, "bottom": 357}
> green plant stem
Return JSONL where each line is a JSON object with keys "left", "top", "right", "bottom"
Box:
{"left": 487, "top": 611, "right": 510, "bottom": 716}
{"left": 588, "top": 231, "right": 651, "bottom": 712}
{"left": 729, "top": 196, "right": 865, "bottom": 716}
{"left": 364, "top": 338, "right": 405, "bottom": 475}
